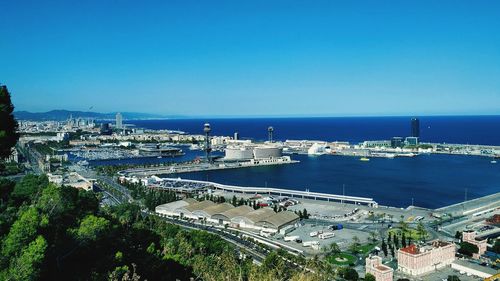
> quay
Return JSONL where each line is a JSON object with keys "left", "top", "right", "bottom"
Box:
{"left": 120, "top": 156, "right": 299, "bottom": 177}
{"left": 152, "top": 177, "right": 378, "bottom": 207}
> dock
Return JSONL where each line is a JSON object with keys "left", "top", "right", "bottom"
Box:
{"left": 120, "top": 156, "right": 299, "bottom": 177}
{"left": 154, "top": 177, "right": 378, "bottom": 207}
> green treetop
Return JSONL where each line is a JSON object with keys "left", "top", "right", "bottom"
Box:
{"left": 0, "top": 85, "right": 19, "bottom": 160}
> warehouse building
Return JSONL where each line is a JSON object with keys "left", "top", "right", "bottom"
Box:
{"left": 212, "top": 205, "right": 254, "bottom": 224}
{"left": 255, "top": 211, "right": 300, "bottom": 230}
{"left": 155, "top": 198, "right": 198, "bottom": 217}
{"left": 193, "top": 203, "right": 234, "bottom": 222}
{"left": 232, "top": 208, "right": 276, "bottom": 229}
{"left": 156, "top": 200, "right": 299, "bottom": 232}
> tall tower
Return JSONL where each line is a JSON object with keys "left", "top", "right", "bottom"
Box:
{"left": 268, "top": 126, "right": 274, "bottom": 143}
{"left": 411, "top": 118, "right": 420, "bottom": 138}
{"left": 116, "top": 112, "right": 123, "bottom": 129}
{"left": 204, "top": 123, "right": 212, "bottom": 163}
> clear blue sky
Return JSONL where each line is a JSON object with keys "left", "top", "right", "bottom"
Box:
{"left": 1, "top": 1, "right": 499, "bottom": 117}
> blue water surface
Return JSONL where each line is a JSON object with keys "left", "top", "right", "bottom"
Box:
{"left": 113, "top": 117, "right": 500, "bottom": 209}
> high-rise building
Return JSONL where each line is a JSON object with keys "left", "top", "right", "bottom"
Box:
{"left": 391, "top": 137, "right": 404, "bottom": 148}
{"left": 100, "top": 123, "right": 112, "bottom": 135}
{"left": 411, "top": 118, "right": 420, "bottom": 138}
{"left": 116, "top": 112, "right": 123, "bottom": 129}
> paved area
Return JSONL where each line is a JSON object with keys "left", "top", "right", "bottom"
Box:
{"left": 394, "top": 266, "right": 485, "bottom": 281}
{"left": 288, "top": 198, "right": 432, "bottom": 224}
{"left": 437, "top": 192, "right": 500, "bottom": 216}
{"left": 263, "top": 221, "right": 372, "bottom": 255}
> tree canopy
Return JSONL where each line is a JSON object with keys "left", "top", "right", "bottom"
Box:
{"left": 458, "top": 242, "right": 479, "bottom": 257}
{"left": 0, "top": 85, "right": 19, "bottom": 160}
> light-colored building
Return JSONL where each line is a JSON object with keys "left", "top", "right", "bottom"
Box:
{"left": 156, "top": 199, "right": 299, "bottom": 232}
{"left": 47, "top": 173, "right": 63, "bottom": 186}
{"left": 8, "top": 148, "right": 18, "bottom": 163}
{"left": 397, "top": 240, "right": 455, "bottom": 276}
{"left": 365, "top": 255, "right": 393, "bottom": 281}
{"left": 155, "top": 198, "right": 199, "bottom": 217}
{"left": 47, "top": 172, "right": 94, "bottom": 191}
{"left": 64, "top": 172, "right": 94, "bottom": 191}
{"left": 451, "top": 260, "right": 497, "bottom": 279}
{"left": 223, "top": 144, "right": 283, "bottom": 161}
{"left": 116, "top": 112, "right": 123, "bottom": 129}
{"left": 462, "top": 230, "right": 487, "bottom": 259}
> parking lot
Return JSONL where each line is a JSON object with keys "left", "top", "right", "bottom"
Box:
{"left": 266, "top": 221, "right": 372, "bottom": 255}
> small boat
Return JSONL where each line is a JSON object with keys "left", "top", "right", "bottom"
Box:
{"left": 491, "top": 160, "right": 497, "bottom": 164}
{"left": 360, "top": 157, "right": 370, "bottom": 162}
{"left": 157, "top": 156, "right": 163, "bottom": 159}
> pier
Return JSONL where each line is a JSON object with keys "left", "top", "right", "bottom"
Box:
{"left": 155, "top": 177, "right": 378, "bottom": 207}
{"left": 120, "top": 156, "right": 299, "bottom": 177}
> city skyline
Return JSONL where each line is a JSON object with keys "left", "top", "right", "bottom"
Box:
{"left": 1, "top": 1, "right": 500, "bottom": 117}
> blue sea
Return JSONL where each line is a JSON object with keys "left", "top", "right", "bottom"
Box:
{"left": 129, "top": 116, "right": 500, "bottom": 145}
{"left": 101, "top": 116, "right": 500, "bottom": 209}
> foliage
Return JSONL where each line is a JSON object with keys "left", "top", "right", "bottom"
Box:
{"left": 70, "top": 215, "right": 110, "bottom": 243}
{"left": 4, "top": 235, "right": 47, "bottom": 281}
{"left": 144, "top": 188, "right": 177, "bottom": 211}
{"left": 458, "top": 242, "right": 479, "bottom": 257}
{"left": 0, "top": 85, "right": 19, "bottom": 160}
{"left": 365, "top": 272, "right": 376, "bottom": 281}
{"left": 447, "top": 275, "right": 461, "bottom": 281}
{"left": 11, "top": 174, "right": 49, "bottom": 205}
{"left": 349, "top": 236, "right": 360, "bottom": 253}
{"left": 381, "top": 239, "right": 388, "bottom": 257}
{"left": 329, "top": 242, "right": 341, "bottom": 255}
{"left": 0, "top": 162, "right": 23, "bottom": 176}
{"left": 387, "top": 227, "right": 428, "bottom": 242}
{"left": 327, "top": 253, "right": 356, "bottom": 266}
{"left": 1, "top": 207, "right": 43, "bottom": 259}
{"left": 338, "top": 266, "right": 358, "bottom": 281}
{"left": 0, "top": 173, "right": 341, "bottom": 280}
{"left": 416, "top": 222, "right": 427, "bottom": 241}
{"left": 493, "top": 239, "right": 500, "bottom": 254}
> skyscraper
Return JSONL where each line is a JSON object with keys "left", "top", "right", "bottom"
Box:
{"left": 116, "top": 112, "right": 123, "bottom": 129}
{"left": 411, "top": 118, "right": 420, "bottom": 138}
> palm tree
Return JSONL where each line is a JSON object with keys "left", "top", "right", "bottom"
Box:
{"left": 349, "top": 236, "right": 360, "bottom": 253}
{"left": 416, "top": 222, "right": 427, "bottom": 241}
{"left": 329, "top": 242, "right": 341, "bottom": 255}
{"left": 399, "top": 219, "right": 409, "bottom": 234}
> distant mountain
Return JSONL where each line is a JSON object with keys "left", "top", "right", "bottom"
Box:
{"left": 14, "top": 110, "right": 180, "bottom": 121}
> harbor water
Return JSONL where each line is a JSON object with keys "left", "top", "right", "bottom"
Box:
{"left": 95, "top": 116, "right": 500, "bottom": 209}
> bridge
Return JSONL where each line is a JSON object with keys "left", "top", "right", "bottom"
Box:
{"left": 156, "top": 177, "right": 378, "bottom": 207}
